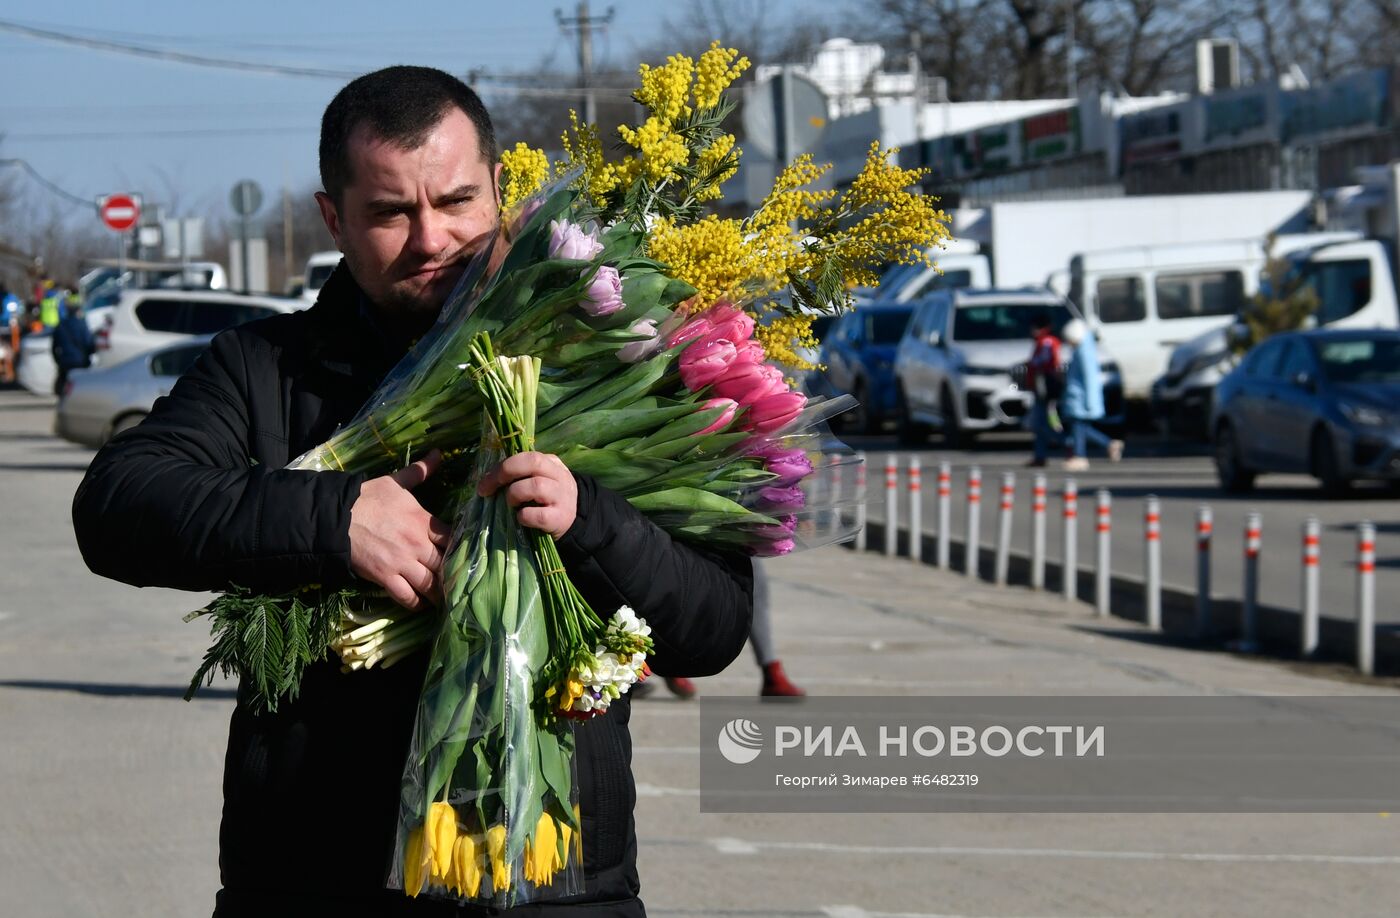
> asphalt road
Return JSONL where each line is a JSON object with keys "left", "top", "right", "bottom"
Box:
{"left": 4, "top": 390, "right": 1400, "bottom": 917}
{"left": 839, "top": 430, "right": 1400, "bottom": 637}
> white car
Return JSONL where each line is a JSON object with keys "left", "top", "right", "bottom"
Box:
{"left": 301, "top": 251, "right": 341, "bottom": 304}
{"left": 97, "top": 289, "right": 300, "bottom": 367}
{"left": 894, "top": 288, "right": 1122, "bottom": 447}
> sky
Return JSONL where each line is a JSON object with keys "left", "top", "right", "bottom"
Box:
{"left": 0, "top": 0, "right": 766, "bottom": 227}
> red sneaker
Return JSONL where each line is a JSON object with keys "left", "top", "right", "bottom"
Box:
{"left": 761, "top": 660, "right": 805, "bottom": 697}
{"left": 665, "top": 677, "right": 697, "bottom": 699}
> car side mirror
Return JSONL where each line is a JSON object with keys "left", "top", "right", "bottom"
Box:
{"left": 1293, "top": 371, "right": 1315, "bottom": 392}
{"left": 927, "top": 330, "right": 942, "bottom": 347}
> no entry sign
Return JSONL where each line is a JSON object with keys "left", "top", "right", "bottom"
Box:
{"left": 99, "top": 194, "right": 140, "bottom": 232}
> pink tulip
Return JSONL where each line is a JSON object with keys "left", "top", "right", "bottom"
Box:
{"left": 712, "top": 363, "right": 787, "bottom": 406}
{"left": 666, "top": 314, "right": 716, "bottom": 349}
{"left": 696, "top": 397, "right": 738, "bottom": 436}
{"left": 581, "top": 265, "right": 624, "bottom": 316}
{"left": 699, "top": 312, "right": 755, "bottom": 348}
{"left": 732, "top": 340, "right": 766, "bottom": 366}
{"left": 745, "top": 390, "right": 806, "bottom": 433}
{"left": 679, "top": 338, "right": 738, "bottom": 390}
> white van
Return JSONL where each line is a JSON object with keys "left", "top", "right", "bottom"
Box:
{"left": 1153, "top": 236, "right": 1400, "bottom": 434}
{"left": 301, "top": 251, "right": 342, "bottom": 304}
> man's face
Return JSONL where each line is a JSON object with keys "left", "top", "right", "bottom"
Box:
{"left": 316, "top": 107, "right": 501, "bottom": 319}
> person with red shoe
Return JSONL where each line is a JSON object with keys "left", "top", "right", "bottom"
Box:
{"left": 654, "top": 559, "right": 803, "bottom": 699}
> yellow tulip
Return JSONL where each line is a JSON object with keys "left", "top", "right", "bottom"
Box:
{"left": 487, "top": 824, "right": 511, "bottom": 893}
{"left": 403, "top": 825, "right": 431, "bottom": 897}
{"left": 548, "top": 822, "right": 565, "bottom": 873}
{"left": 528, "top": 812, "right": 559, "bottom": 886}
{"left": 428, "top": 802, "right": 458, "bottom": 880}
{"left": 572, "top": 803, "right": 584, "bottom": 859}
{"left": 453, "top": 834, "right": 483, "bottom": 898}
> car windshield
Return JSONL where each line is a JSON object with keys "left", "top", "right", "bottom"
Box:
{"left": 1316, "top": 338, "right": 1400, "bottom": 384}
{"left": 953, "top": 303, "right": 1072, "bottom": 341}
{"left": 865, "top": 309, "right": 913, "bottom": 344}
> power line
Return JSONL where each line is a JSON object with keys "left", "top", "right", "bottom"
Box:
{"left": 0, "top": 17, "right": 360, "bottom": 79}
{"left": 0, "top": 158, "right": 91, "bottom": 208}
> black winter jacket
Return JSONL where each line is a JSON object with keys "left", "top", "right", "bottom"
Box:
{"left": 72, "top": 265, "right": 754, "bottom": 918}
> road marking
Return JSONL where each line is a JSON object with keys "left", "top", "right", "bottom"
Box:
{"left": 822, "top": 908, "right": 1121, "bottom": 918}
{"left": 633, "top": 745, "right": 698, "bottom": 755}
{"left": 707, "top": 837, "right": 1400, "bottom": 865}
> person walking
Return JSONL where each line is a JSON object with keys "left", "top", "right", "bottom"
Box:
{"left": 654, "top": 559, "right": 805, "bottom": 699}
{"left": 1059, "top": 318, "right": 1124, "bottom": 471}
{"left": 0, "top": 285, "right": 21, "bottom": 383}
{"left": 72, "top": 66, "right": 753, "bottom": 918}
{"left": 51, "top": 297, "right": 95, "bottom": 396}
{"left": 1024, "top": 311, "right": 1062, "bottom": 468}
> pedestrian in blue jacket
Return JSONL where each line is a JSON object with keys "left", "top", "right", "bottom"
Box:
{"left": 52, "top": 300, "right": 95, "bottom": 396}
{"left": 1061, "top": 318, "right": 1123, "bottom": 470}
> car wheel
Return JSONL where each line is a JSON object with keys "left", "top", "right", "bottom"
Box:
{"left": 1311, "top": 427, "right": 1350, "bottom": 496}
{"left": 896, "top": 385, "right": 929, "bottom": 445}
{"left": 941, "top": 387, "right": 966, "bottom": 449}
{"left": 1214, "top": 423, "right": 1255, "bottom": 493}
{"left": 108, "top": 412, "right": 146, "bottom": 441}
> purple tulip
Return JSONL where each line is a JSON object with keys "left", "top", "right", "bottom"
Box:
{"left": 757, "top": 485, "right": 806, "bottom": 512}
{"left": 764, "top": 450, "right": 813, "bottom": 486}
{"left": 582, "top": 265, "right": 625, "bottom": 316}
{"left": 750, "top": 514, "right": 798, "bottom": 540}
{"left": 753, "top": 538, "right": 795, "bottom": 557}
{"left": 549, "top": 219, "right": 603, "bottom": 261}
{"left": 617, "top": 319, "right": 660, "bottom": 363}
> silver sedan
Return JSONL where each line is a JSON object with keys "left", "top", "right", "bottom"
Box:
{"left": 55, "top": 336, "right": 211, "bottom": 447}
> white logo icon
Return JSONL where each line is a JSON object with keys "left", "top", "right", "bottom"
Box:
{"left": 718, "top": 718, "right": 764, "bottom": 764}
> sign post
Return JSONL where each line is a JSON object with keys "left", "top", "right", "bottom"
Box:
{"left": 230, "top": 180, "right": 264, "bottom": 294}
{"left": 98, "top": 193, "right": 142, "bottom": 279}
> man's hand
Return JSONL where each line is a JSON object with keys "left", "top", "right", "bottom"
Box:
{"left": 476, "top": 451, "right": 578, "bottom": 538}
{"left": 349, "top": 449, "right": 451, "bottom": 611}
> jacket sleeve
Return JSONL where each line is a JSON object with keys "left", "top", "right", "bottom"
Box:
{"left": 556, "top": 473, "right": 753, "bottom": 678}
{"left": 71, "top": 328, "right": 366, "bottom": 594}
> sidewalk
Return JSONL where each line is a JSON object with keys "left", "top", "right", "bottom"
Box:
{"left": 628, "top": 546, "right": 1400, "bottom": 918}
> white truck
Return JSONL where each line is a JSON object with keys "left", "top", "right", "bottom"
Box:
{"left": 869, "top": 191, "right": 1314, "bottom": 305}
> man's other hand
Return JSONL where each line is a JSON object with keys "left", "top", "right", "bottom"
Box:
{"left": 349, "top": 449, "right": 450, "bottom": 611}
{"left": 476, "top": 451, "right": 577, "bottom": 538}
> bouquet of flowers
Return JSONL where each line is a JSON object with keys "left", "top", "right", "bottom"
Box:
{"left": 183, "top": 42, "right": 951, "bottom": 907}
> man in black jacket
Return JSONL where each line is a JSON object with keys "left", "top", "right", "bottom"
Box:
{"left": 71, "top": 66, "right": 753, "bottom": 918}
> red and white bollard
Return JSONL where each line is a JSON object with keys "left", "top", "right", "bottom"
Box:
{"left": 1144, "top": 496, "right": 1162, "bottom": 630}
{"left": 1030, "top": 474, "right": 1047, "bottom": 590}
{"left": 1195, "top": 505, "right": 1212, "bottom": 637}
{"left": 994, "top": 471, "right": 1015, "bottom": 586}
{"left": 1301, "top": 517, "right": 1320, "bottom": 658}
{"left": 1095, "top": 490, "right": 1111, "bottom": 618}
{"left": 936, "top": 461, "right": 952, "bottom": 570}
{"left": 965, "top": 466, "right": 982, "bottom": 578}
{"left": 908, "top": 457, "right": 922, "bottom": 563}
{"left": 1358, "top": 521, "right": 1376, "bottom": 676}
{"left": 1062, "top": 479, "right": 1079, "bottom": 602}
{"left": 884, "top": 455, "right": 899, "bottom": 558}
{"left": 853, "top": 452, "right": 868, "bottom": 552}
{"left": 1238, "top": 511, "right": 1262, "bottom": 652}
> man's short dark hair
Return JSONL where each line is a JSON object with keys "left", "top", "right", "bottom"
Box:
{"left": 319, "top": 66, "right": 497, "bottom": 205}
{"left": 1031, "top": 309, "right": 1053, "bottom": 331}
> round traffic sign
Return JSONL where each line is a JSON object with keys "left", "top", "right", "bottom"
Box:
{"left": 230, "top": 179, "right": 263, "bottom": 217}
{"left": 100, "top": 194, "right": 140, "bottom": 232}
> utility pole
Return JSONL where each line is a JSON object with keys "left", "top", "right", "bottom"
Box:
{"left": 556, "top": 1, "right": 615, "bottom": 124}
{"left": 1066, "top": 0, "right": 1078, "bottom": 98}
{"left": 909, "top": 30, "right": 925, "bottom": 169}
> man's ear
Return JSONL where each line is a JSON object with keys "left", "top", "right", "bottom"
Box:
{"left": 314, "top": 191, "right": 344, "bottom": 250}
{"left": 493, "top": 161, "right": 504, "bottom": 207}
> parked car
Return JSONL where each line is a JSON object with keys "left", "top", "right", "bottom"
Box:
{"left": 1152, "top": 235, "right": 1398, "bottom": 439}
{"left": 1212, "top": 329, "right": 1400, "bottom": 493}
{"left": 301, "top": 251, "right": 341, "bottom": 304}
{"left": 16, "top": 306, "right": 114, "bottom": 396}
{"left": 895, "top": 288, "right": 1122, "bottom": 447}
{"left": 97, "top": 289, "right": 299, "bottom": 367}
{"left": 55, "top": 337, "right": 212, "bottom": 447}
{"left": 808, "top": 303, "right": 914, "bottom": 433}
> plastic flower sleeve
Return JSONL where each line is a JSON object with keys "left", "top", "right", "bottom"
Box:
{"left": 389, "top": 439, "right": 583, "bottom": 906}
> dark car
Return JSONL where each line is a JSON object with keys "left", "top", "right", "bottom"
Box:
{"left": 809, "top": 303, "right": 914, "bottom": 433}
{"left": 1212, "top": 329, "right": 1400, "bottom": 493}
